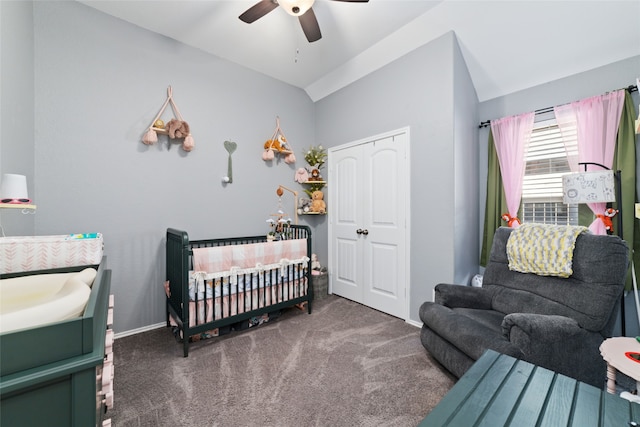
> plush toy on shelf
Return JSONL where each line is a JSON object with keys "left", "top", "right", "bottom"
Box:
{"left": 262, "top": 117, "right": 296, "bottom": 164}
{"left": 308, "top": 168, "right": 323, "bottom": 181}
{"left": 142, "top": 86, "right": 194, "bottom": 152}
{"left": 310, "top": 190, "right": 326, "bottom": 214}
{"left": 294, "top": 168, "right": 309, "bottom": 183}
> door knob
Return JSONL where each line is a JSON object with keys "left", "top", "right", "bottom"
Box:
{"left": 356, "top": 229, "right": 363, "bottom": 235}
{"left": 362, "top": 229, "right": 369, "bottom": 235}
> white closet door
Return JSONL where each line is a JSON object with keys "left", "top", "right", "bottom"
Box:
{"left": 329, "top": 130, "right": 409, "bottom": 319}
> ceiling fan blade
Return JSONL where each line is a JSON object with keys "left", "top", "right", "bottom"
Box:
{"left": 239, "top": 0, "right": 279, "bottom": 24}
{"left": 299, "top": 7, "right": 322, "bottom": 42}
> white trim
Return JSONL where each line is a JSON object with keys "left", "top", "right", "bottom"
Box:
{"left": 406, "top": 319, "right": 422, "bottom": 328}
{"left": 114, "top": 322, "right": 165, "bottom": 339}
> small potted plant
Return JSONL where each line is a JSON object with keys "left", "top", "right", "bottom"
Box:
{"left": 303, "top": 145, "right": 327, "bottom": 172}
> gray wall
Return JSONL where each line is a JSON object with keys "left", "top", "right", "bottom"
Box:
{"left": 315, "top": 32, "right": 480, "bottom": 323}
{"left": 6, "top": 1, "right": 316, "bottom": 334}
{"left": 0, "top": 1, "right": 36, "bottom": 236}
{"left": 477, "top": 55, "right": 640, "bottom": 337}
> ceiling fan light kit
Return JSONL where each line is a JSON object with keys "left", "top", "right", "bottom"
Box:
{"left": 239, "top": 0, "right": 369, "bottom": 43}
{"left": 278, "top": 0, "right": 315, "bottom": 17}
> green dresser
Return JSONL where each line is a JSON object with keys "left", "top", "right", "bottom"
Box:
{"left": 421, "top": 349, "right": 640, "bottom": 427}
{"left": 0, "top": 261, "right": 113, "bottom": 427}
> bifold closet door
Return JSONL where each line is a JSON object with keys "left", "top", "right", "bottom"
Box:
{"left": 329, "top": 132, "right": 408, "bottom": 319}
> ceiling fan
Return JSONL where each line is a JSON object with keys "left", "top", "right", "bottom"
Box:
{"left": 239, "top": 0, "right": 369, "bottom": 43}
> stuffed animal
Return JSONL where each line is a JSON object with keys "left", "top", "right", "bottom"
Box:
{"left": 277, "top": 135, "right": 290, "bottom": 152}
{"left": 264, "top": 139, "right": 281, "bottom": 151}
{"left": 165, "top": 119, "right": 190, "bottom": 139}
{"left": 297, "top": 198, "right": 312, "bottom": 215}
{"left": 311, "top": 253, "right": 321, "bottom": 271}
{"left": 310, "top": 190, "right": 326, "bottom": 214}
{"left": 294, "top": 168, "right": 309, "bottom": 183}
{"left": 501, "top": 213, "right": 521, "bottom": 228}
{"left": 308, "top": 168, "right": 322, "bottom": 181}
{"left": 597, "top": 207, "right": 618, "bottom": 233}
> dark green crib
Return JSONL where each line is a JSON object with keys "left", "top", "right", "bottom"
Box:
{"left": 166, "top": 225, "right": 313, "bottom": 357}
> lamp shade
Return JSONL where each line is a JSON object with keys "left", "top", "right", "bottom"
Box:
{"left": 0, "top": 174, "right": 29, "bottom": 200}
{"left": 562, "top": 170, "right": 615, "bottom": 204}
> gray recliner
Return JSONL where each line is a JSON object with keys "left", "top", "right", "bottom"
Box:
{"left": 419, "top": 226, "right": 628, "bottom": 388}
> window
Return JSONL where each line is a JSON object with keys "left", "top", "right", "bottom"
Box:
{"left": 521, "top": 118, "right": 579, "bottom": 225}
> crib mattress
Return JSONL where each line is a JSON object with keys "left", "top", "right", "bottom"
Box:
{"left": 0, "top": 234, "right": 103, "bottom": 274}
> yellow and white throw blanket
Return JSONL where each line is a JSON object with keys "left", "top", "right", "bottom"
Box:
{"left": 506, "top": 223, "right": 588, "bottom": 278}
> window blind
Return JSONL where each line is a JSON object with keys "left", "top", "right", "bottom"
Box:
{"left": 521, "top": 119, "right": 578, "bottom": 225}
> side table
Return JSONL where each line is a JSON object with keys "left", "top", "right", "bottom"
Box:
{"left": 600, "top": 337, "right": 640, "bottom": 396}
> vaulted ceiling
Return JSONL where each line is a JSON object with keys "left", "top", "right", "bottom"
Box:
{"left": 78, "top": 0, "right": 640, "bottom": 102}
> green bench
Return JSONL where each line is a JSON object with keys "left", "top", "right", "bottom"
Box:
{"left": 421, "top": 349, "right": 640, "bottom": 426}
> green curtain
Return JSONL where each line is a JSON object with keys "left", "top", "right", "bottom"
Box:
{"left": 480, "top": 130, "right": 508, "bottom": 266}
{"left": 613, "top": 91, "right": 639, "bottom": 291}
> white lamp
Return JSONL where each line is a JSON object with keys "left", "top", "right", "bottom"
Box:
{"left": 278, "top": 0, "right": 315, "bottom": 16}
{"left": 0, "top": 174, "right": 31, "bottom": 204}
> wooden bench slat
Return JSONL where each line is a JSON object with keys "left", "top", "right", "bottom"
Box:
{"left": 447, "top": 354, "right": 519, "bottom": 425}
{"left": 538, "top": 374, "right": 578, "bottom": 427}
{"left": 421, "top": 350, "right": 640, "bottom": 427}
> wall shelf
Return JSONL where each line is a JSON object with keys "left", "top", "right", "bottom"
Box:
{"left": 0, "top": 203, "right": 36, "bottom": 210}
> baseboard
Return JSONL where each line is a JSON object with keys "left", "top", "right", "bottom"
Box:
{"left": 114, "top": 322, "right": 165, "bottom": 339}
{"left": 406, "top": 319, "right": 422, "bottom": 328}
{"left": 116, "top": 319, "right": 422, "bottom": 338}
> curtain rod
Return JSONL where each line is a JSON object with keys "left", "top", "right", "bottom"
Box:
{"left": 478, "top": 84, "right": 638, "bottom": 129}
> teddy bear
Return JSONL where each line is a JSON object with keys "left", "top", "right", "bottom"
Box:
{"left": 310, "top": 190, "right": 326, "bottom": 214}
{"left": 165, "top": 119, "right": 190, "bottom": 139}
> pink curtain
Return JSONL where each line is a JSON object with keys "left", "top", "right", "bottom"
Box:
{"left": 554, "top": 90, "right": 625, "bottom": 234}
{"left": 490, "top": 112, "right": 535, "bottom": 227}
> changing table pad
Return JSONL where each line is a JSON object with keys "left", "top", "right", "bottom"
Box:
{"left": 0, "top": 234, "right": 103, "bottom": 274}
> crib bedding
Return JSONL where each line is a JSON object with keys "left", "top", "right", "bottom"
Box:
{"left": 165, "top": 226, "right": 313, "bottom": 356}
{"left": 171, "top": 268, "right": 308, "bottom": 327}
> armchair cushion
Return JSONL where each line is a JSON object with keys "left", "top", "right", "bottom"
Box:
{"left": 420, "top": 226, "right": 628, "bottom": 388}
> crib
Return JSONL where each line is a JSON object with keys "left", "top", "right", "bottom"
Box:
{"left": 165, "top": 225, "right": 313, "bottom": 357}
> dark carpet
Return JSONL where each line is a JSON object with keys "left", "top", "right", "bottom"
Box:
{"left": 109, "top": 295, "right": 455, "bottom": 426}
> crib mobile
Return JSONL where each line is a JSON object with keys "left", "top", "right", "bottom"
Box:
{"left": 142, "top": 86, "right": 195, "bottom": 152}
